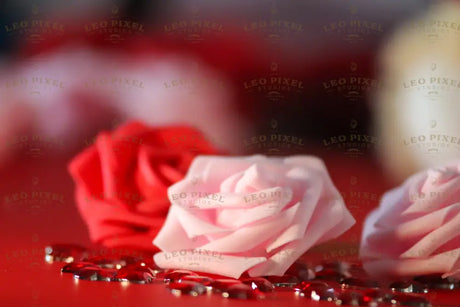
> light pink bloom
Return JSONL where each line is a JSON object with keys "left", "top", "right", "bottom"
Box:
{"left": 154, "top": 155, "right": 355, "bottom": 278}
{"left": 360, "top": 163, "right": 460, "bottom": 279}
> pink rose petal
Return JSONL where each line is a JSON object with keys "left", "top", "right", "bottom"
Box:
{"left": 360, "top": 162, "right": 460, "bottom": 278}
{"left": 200, "top": 202, "right": 301, "bottom": 253}
{"left": 154, "top": 155, "right": 355, "bottom": 278}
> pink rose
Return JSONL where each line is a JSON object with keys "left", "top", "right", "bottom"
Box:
{"left": 153, "top": 155, "right": 355, "bottom": 278}
{"left": 360, "top": 164, "right": 460, "bottom": 279}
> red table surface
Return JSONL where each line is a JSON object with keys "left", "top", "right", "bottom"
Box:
{"left": 0, "top": 151, "right": 458, "bottom": 307}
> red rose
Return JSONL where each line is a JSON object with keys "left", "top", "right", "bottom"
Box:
{"left": 68, "top": 121, "right": 220, "bottom": 251}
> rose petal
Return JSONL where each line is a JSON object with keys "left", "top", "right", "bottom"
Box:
{"left": 265, "top": 179, "right": 323, "bottom": 253}
{"left": 363, "top": 203, "right": 460, "bottom": 259}
{"left": 155, "top": 155, "right": 354, "bottom": 278}
{"left": 191, "top": 156, "right": 262, "bottom": 191}
{"left": 153, "top": 206, "right": 212, "bottom": 252}
{"left": 169, "top": 186, "right": 292, "bottom": 210}
{"left": 174, "top": 205, "right": 231, "bottom": 237}
{"left": 199, "top": 202, "right": 301, "bottom": 253}
{"left": 374, "top": 186, "right": 411, "bottom": 227}
{"left": 234, "top": 163, "right": 281, "bottom": 193}
{"left": 135, "top": 147, "right": 179, "bottom": 199}
{"left": 220, "top": 172, "right": 245, "bottom": 193}
{"left": 251, "top": 198, "right": 355, "bottom": 276}
{"left": 360, "top": 161, "right": 460, "bottom": 278}
{"left": 401, "top": 207, "right": 460, "bottom": 258}
{"left": 69, "top": 122, "right": 221, "bottom": 252}
{"left": 363, "top": 248, "right": 460, "bottom": 278}
{"left": 283, "top": 156, "right": 326, "bottom": 171}
{"left": 216, "top": 196, "right": 290, "bottom": 229}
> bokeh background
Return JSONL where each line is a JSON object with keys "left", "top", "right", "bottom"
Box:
{"left": 2, "top": 0, "right": 460, "bottom": 305}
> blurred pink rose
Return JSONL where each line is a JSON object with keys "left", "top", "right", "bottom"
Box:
{"left": 360, "top": 163, "right": 460, "bottom": 279}
{"left": 153, "top": 155, "right": 355, "bottom": 278}
{"left": 0, "top": 47, "right": 247, "bottom": 163}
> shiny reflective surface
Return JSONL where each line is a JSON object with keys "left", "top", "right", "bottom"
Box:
{"left": 47, "top": 244, "right": 460, "bottom": 304}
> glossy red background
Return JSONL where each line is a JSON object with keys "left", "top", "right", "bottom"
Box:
{"left": 0, "top": 149, "right": 437, "bottom": 307}
{"left": 1, "top": 150, "right": 459, "bottom": 307}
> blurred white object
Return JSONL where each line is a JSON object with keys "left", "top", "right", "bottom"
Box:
{"left": 0, "top": 47, "right": 246, "bottom": 163}
{"left": 375, "top": 1, "right": 460, "bottom": 183}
